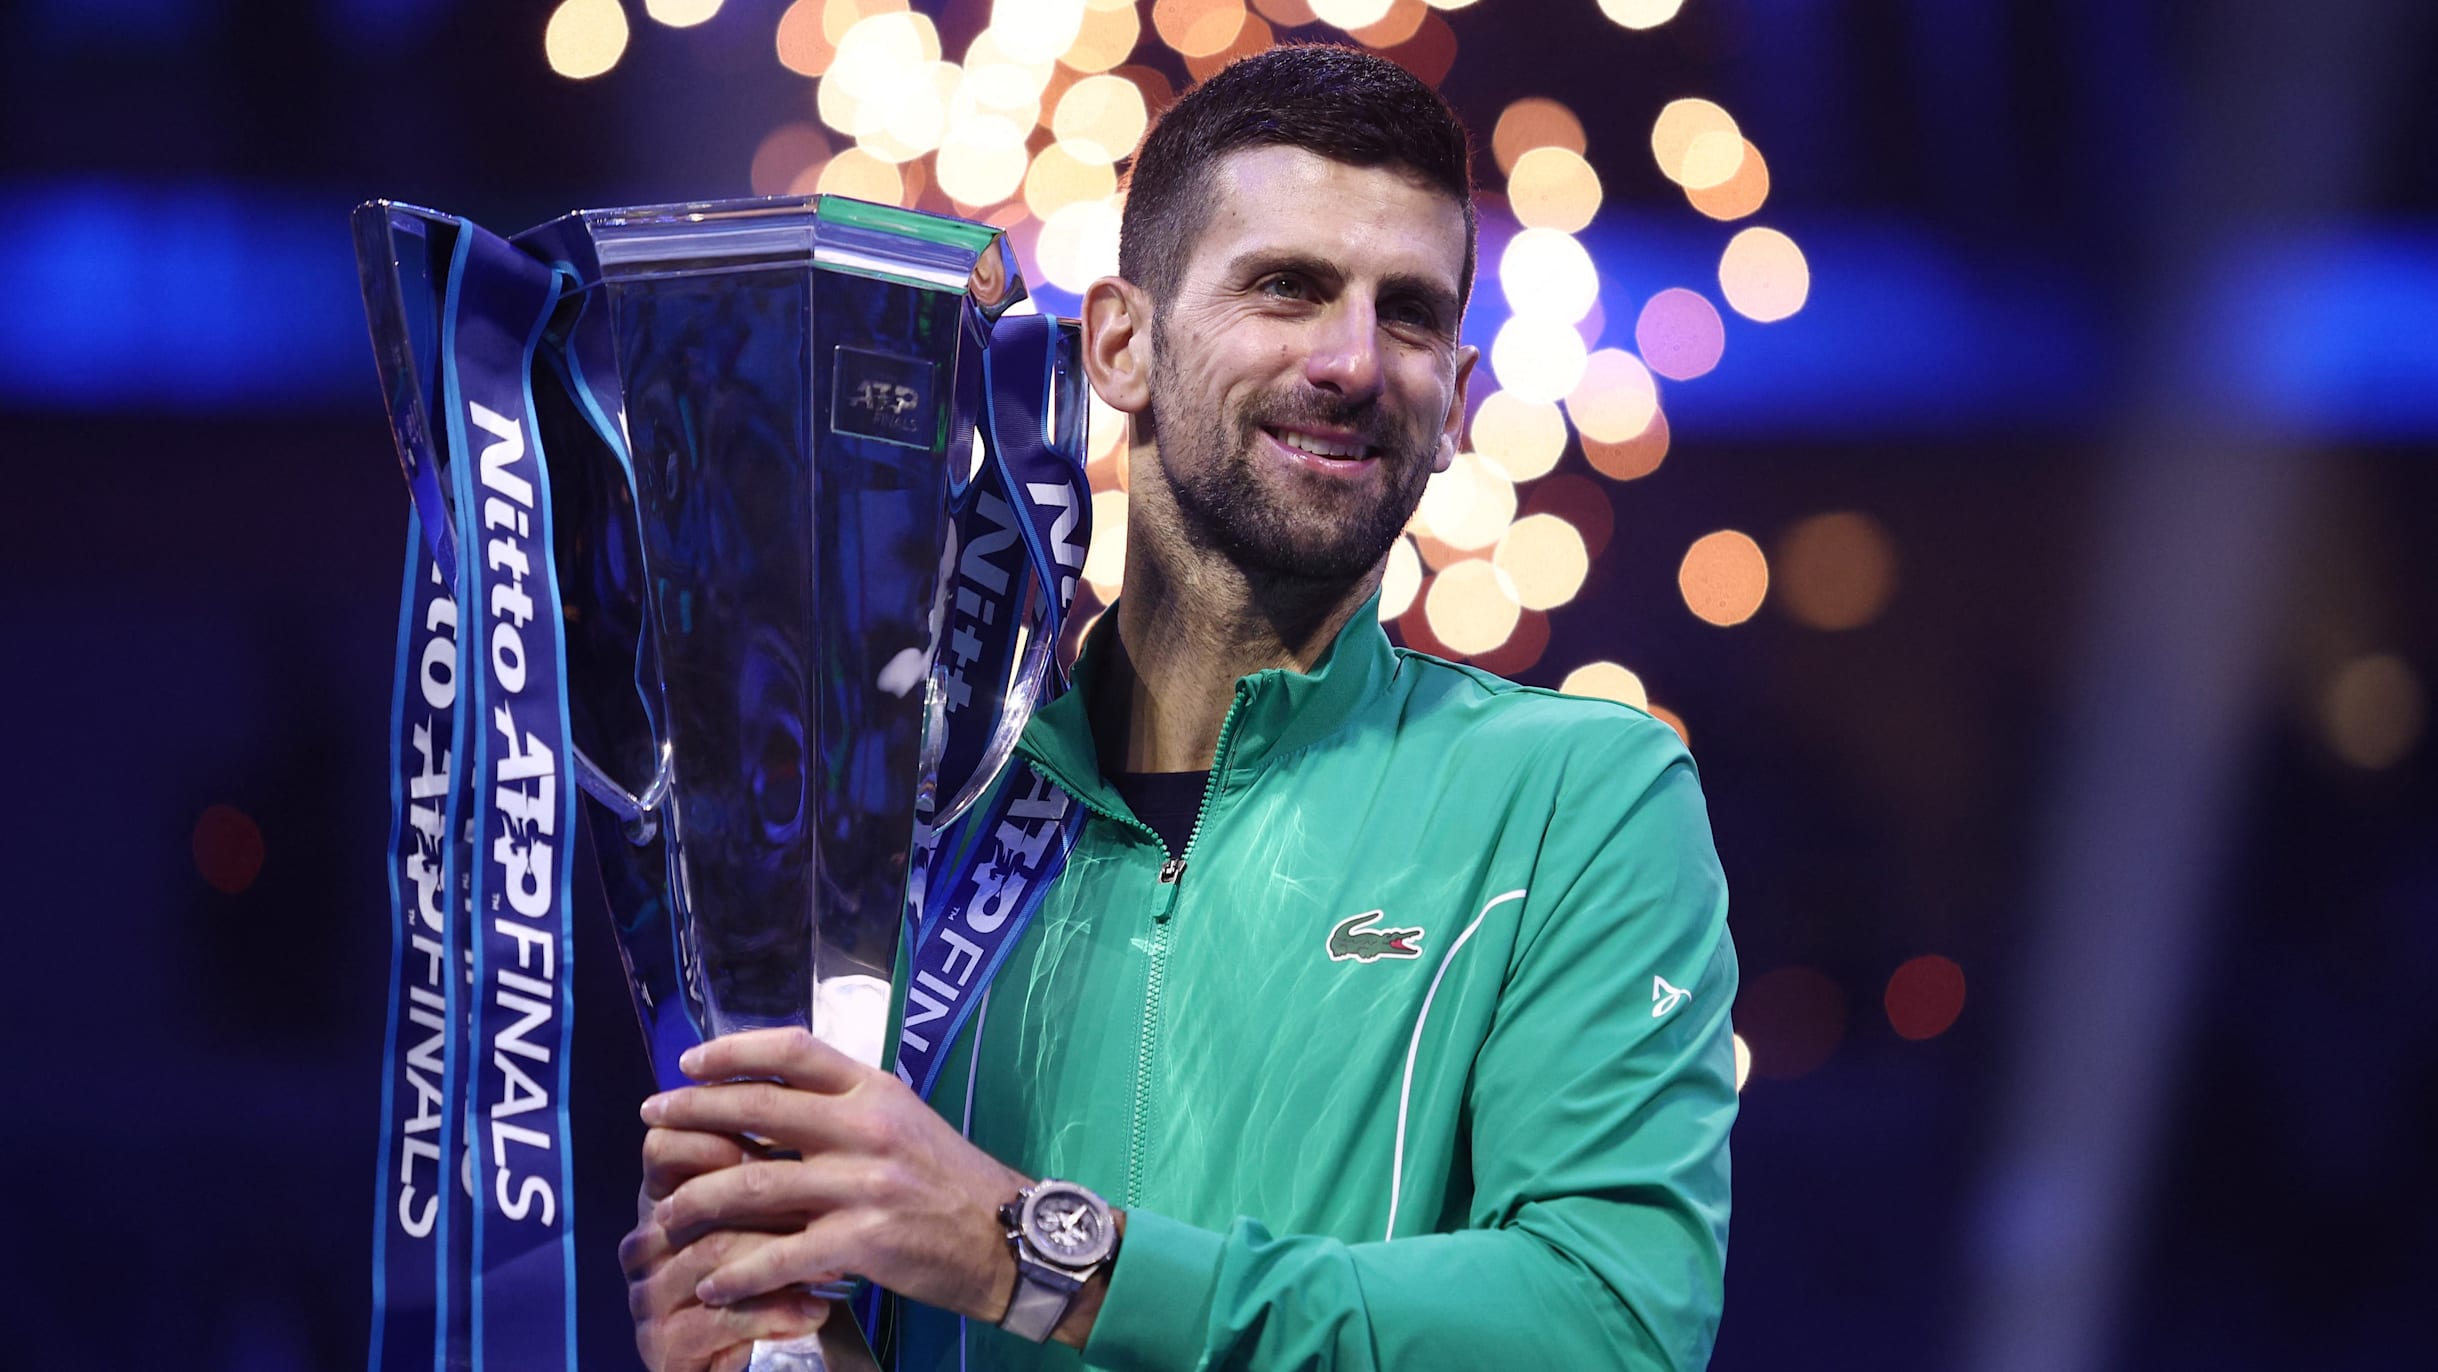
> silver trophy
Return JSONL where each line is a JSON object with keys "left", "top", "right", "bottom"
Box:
{"left": 356, "top": 194, "right": 1089, "bottom": 1371}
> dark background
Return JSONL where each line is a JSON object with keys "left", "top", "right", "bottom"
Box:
{"left": 4, "top": 2, "right": 2433, "bottom": 1369}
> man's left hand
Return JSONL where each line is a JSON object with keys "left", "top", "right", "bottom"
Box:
{"left": 641, "top": 1028, "right": 1030, "bottom": 1323}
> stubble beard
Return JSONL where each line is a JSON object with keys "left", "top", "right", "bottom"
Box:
{"left": 1145, "top": 341, "right": 1437, "bottom": 591}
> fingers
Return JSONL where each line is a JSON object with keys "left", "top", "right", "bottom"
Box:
{"left": 695, "top": 1214, "right": 872, "bottom": 1308}
{"left": 642, "top": 1078, "right": 887, "bottom": 1158}
{"left": 657, "top": 1155, "right": 877, "bottom": 1236}
{"left": 677, "top": 1026, "right": 868, "bottom": 1094}
{"left": 643, "top": 1126, "right": 753, "bottom": 1202}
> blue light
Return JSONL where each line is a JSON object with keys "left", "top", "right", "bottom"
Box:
{"left": 5, "top": 176, "right": 2433, "bottom": 441}
{"left": 1, "top": 181, "right": 369, "bottom": 411}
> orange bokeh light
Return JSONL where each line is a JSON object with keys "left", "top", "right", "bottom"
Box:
{"left": 1885, "top": 955, "right": 1966, "bottom": 1041}
{"left": 1153, "top": 0, "right": 1248, "bottom": 58}
{"left": 1492, "top": 97, "right": 1587, "bottom": 177}
{"left": 1350, "top": 0, "right": 1428, "bottom": 48}
{"left": 1687, "top": 138, "right": 1770, "bottom": 221}
{"left": 1777, "top": 510, "right": 1898, "bottom": 631}
{"left": 1679, "top": 529, "right": 1769, "bottom": 626}
{"left": 1581, "top": 407, "right": 1670, "bottom": 483}
{"left": 194, "top": 804, "right": 266, "bottom": 895}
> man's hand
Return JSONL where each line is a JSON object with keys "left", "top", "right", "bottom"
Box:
{"left": 641, "top": 1027, "right": 1034, "bottom": 1326}
{"left": 622, "top": 1125, "right": 830, "bottom": 1372}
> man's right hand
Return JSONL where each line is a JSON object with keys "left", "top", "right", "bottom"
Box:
{"left": 622, "top": 1125, "right": 831, "bottom": 1372}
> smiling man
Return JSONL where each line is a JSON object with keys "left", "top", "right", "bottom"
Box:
{"left": 623, "top": 45, "right": 1738, "bottom": 1372}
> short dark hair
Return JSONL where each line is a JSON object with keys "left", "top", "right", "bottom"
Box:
{"left": 1117, "top": 44, "right": 1477, "bottom": 309}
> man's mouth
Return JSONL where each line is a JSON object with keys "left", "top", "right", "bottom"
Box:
{"left": 1263, "top": 425, "right": 1376, "bottom": 465}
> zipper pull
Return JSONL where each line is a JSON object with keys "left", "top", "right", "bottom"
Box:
{"left": 1158, "top": 855, "right": 1187, "bottom": 884}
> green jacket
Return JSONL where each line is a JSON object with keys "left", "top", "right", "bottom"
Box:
{"left": 893, "top": 603, "right": 1737, "bottom": 1371}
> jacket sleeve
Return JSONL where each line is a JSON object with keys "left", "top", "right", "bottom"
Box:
{"left": 1081, "top": 733, "right": 1739, "bottom": 1372}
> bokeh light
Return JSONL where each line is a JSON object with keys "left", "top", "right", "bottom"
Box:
{"left": 545, "top": 0, "right": 630, "bottom": 80}
{"left": 1635, "top": 287, "right": 1726, "bottom": 381}
{"left": 1679, "top": 529, "right": 1769, "bottom": 626}
{"left": 775, "top": 0, "right": 836, "bottom": 76}
{"left": 1467, "top": 391, "right": 1568, "bottom": 483}
{"left": 1494, "top": 514, "right": 1590, "bottom": 610}
{"left": 2321, "top": 653, "right": 2426, "bottom": 769}
{"left": 991, "top": 0, "right": 1089, "bottom": 64}
{"left": 1580, "top": 406, "right": 1669, "bottom": 482}
{"left": 1506, "top": 146, "right": 1603, "bottom": 234}
{"left": 1598, "top": 0, "right": 1684, "bottom": 28}
{"left": 1778, "top": 511, "right": 1899, "bottom": 630}
{"left": 1678, "top": 128, "right": 1747, "bottom": 191}
{"left": 751, "top": 122, "right": 833, "bottom": 196}
{"left": 816, "top": 147, "right": 906, "bottom": 204}
{"left": 1064, "top": 0, "right": 1143, "bottom": 72}
{"left": 1025, "top": 144, "right": 1119, "bottom": 220}
{"left": 193, "top": 803, "right": 266, "bottom": 896}
{"left": 1492, "top": 97, "right": 1586, "bottom": 177}
{"left": 1414, "top": 450, "right": 1518, "bottom": 551}
{"left": 1083, "top": 489, "right": 1128, "bottom": 598}
{"left": 1490, "top": 316, "right": 1590, "bottom": 404}
{"left": 1470, "top": 606, "right": 1550, "bottom": 676}
{"left": 1425, "top": 558, "right": 1521, "bottom": 656}
{"left": 1379, "top": 536, "right": 1423, "bottom": 619}
{"left": 1560, "top": 661, "right": 1648, "bottom": 710}
{"left": 1349, "top": 0, "right": 1428, "bottom": 48}
{"left": 1564, "top": 347, "right": 1659, "bottom": 443}
{"left": 1522, "top": 474, "right": 1615, "bottom": 557}
{"left": 644, "top": 0, "right": 724, "bottom": 26}
{"left": 1035, "top": 195, "right": 1125, "bottom": 291}
{"left": 1885, "top": 955, "right": 1967, "bottom": 1041}
{"left": 1732, "top": 1033, "right": 1752, "bottom": 1092}
{"left": 1155, "top": 0, "right": 1251, "bottom": 57}
{"left": 1310, "top": 0, "right": 1394, "bottom": 28}
{"left": 1053, "top": 73, "right": 1151, "bottom": 164}
{"left": 933, "top": 117, "right": 1029, "bottom": 205}
{"left": 1687, "top": 138, "right": 1770, "bottom": 220}
{"left": 1500, "top": 228, "right": 1600, "bottom": 323}
{"left": 1651, "top": 98, "right": 1739, "bottom": 187}
{"left": 1738, "top": 965, "right": 1845, "bottom": 1081}
{"left": 1719, "top": 226, "right": 1810, "bottom": 322}
{"left": 958, "top": 29, "right": 1053, "bottom": 125}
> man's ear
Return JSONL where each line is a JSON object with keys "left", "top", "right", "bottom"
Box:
{"left": 1082, "top": 276, "right": 1154, "bottom": 416}
{"left": 1434, "top": 344, "right": 1478, "bottom": 475}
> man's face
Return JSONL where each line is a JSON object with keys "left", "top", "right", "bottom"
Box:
{"left": 1138, "top": 145, "right": 1474, "bottom": 586}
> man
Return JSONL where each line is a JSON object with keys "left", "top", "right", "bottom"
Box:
{"left": 622, "top": 44, "right": 1737, "bottom": 1372}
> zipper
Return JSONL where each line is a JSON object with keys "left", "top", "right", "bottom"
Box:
{"left": 1153, "top": 685, "right": 1247, "bottom": 894}
{"left": 1124, "top": 683, "right": 1250, "bottom": 1206}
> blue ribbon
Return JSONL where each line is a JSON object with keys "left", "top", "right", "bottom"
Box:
{"left": 371, "top": 507, "right": 460, "bottom": 1372}
{"left": 446, "top": 220, "right": 581, "bottom": 1372}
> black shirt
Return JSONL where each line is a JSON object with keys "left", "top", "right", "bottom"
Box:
{"left": 1108, "top": 770, "right": 1211, "bottom": 860}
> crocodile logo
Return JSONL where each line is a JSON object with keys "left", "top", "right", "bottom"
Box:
{"left": 1328, "top": 910, "right": 1424, "bottom": 963}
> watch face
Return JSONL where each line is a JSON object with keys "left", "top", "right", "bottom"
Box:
{"left": 1022, "top": 1182, "right": 1116, "bottom": 1268}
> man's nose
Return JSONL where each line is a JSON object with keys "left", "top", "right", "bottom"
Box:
{"left": 1302, "top": 298, "right": 1385, "bottom": 401}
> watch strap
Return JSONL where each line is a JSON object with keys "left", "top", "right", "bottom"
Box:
{"left": 999, "top": 1255, "right": 1083, "bottom": 1343}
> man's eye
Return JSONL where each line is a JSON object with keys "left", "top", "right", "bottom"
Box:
{"left": 1262, "top": 275, "right": 1308, "bottom": 299}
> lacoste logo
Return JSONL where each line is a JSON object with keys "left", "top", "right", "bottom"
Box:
{"left": 1328, "top": 910, "right": 1424, "bottom": 963}
{"left": 1652, "top": 976, "right": 1692, "bottom": 1017}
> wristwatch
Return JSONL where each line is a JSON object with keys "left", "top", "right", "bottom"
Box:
{"left": 996, "top": 1179, "right": 1119, "bottom": 1342}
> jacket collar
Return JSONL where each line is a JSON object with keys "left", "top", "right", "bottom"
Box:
{"left": 1016, "top": 592, "right": 1397, "bottom": 805}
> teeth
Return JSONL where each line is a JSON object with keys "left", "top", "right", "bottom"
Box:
{"left": 1279, "top": 430, "right": 1365, "bottom": 460}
